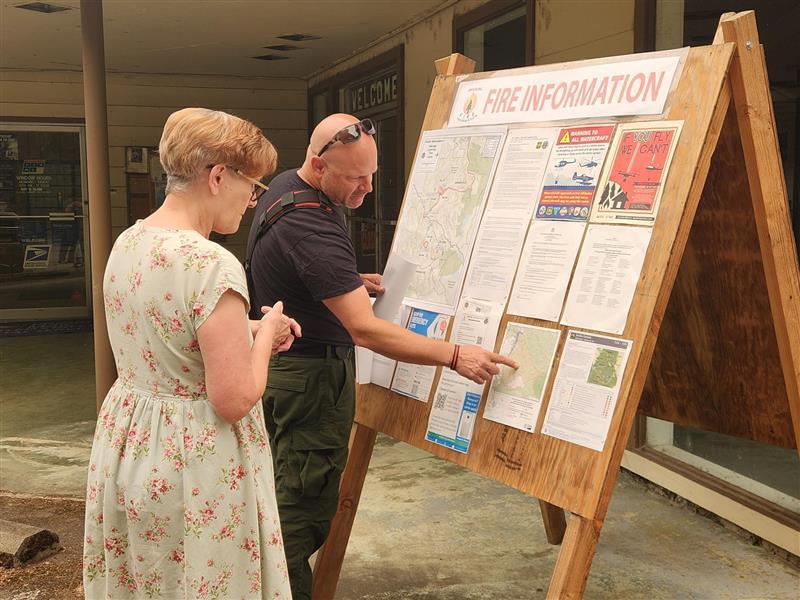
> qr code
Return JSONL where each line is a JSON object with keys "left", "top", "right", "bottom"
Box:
{"left": 434, "top": 392, "right": 447, "bottom": 411}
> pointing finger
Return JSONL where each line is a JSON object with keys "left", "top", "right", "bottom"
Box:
{"left": 493, "top": 353, "right": 518, "bottom": 370}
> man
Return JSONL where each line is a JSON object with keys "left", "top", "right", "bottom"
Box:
{"left": 247, "top": 113, "right": 517, "bottom": 599}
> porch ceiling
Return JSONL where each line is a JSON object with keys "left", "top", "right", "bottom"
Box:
{"left": 0, "top": 0, "right": 449, "bottom": 78}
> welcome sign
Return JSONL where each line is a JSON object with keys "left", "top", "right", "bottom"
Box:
{"left": 447, "top": 53, "right": 683, "bottom": 127}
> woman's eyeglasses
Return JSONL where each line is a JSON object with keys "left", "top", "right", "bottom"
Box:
{"left": 206, "top": 164, "right": 269, "bottom": 203}
{"left": 315, "top": 118, "right": 376, "bottom": 157}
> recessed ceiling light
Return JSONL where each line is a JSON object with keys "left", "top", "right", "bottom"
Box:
{"left": 264, "top": 44, "right": 306, "bottom": 52}
{"left": 252, "top": 54, "right": 290, "bottom": 61}
{"left": 277, "top": 34, "right": 322, "bottom": 42}
{"left": 15, "top": 2, "right": 72, "bottom": 13}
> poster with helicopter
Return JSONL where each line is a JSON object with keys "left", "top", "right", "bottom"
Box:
{"left": 590, "top": 121, "right": 683, "bottom": 225}
{"left": 534, "top": 125, "right": 615, "bottom": 222}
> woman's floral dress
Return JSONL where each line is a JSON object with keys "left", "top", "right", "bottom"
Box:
{"left": 83, "top": 222, "right": 291, "bottom": 599}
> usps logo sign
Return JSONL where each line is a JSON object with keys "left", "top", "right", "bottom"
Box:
{"left": 23, "top": 245, "right": 51, "bottom": 269}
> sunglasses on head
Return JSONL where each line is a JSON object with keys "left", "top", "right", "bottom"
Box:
{"left": 315, "top": 118, "right": 376, "bottom": 157}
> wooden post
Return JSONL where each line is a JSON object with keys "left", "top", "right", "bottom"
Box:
{"left": 539, "top": 500, "right": 567, "bottom": 545}
{"left": 80, "top": 0, "right": 116, "bottom": 411}
{"left": 718, "top": 11, "right": 800, "bottom": 459}
{"left": 546, "top": 515, "right": 601, "bottom": 599}
{"left": 435, "top": 53, "right": 476, "bottom": 76}
{"left": 312, "top": 423, "right": 378, "bottom": 600}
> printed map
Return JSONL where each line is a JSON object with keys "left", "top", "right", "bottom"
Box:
{"left": 492, "top": 323, "right": 560, "bottom": 401}
{"left": 587, "top": 348, "right": 623, "bottom": 388}
{"left": 394, "top": 126, "right": 506, "bottom": 312}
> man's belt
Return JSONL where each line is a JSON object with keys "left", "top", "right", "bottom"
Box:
{"left": 282, "top": 343, "right": 353, "bottom": 360}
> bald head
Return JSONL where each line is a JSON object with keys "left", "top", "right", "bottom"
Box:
{"left": 298, "top": 113, "right": 378, "bottom": 209}
{"left": 309, "top": 114, "right": 360, "bottom": 157}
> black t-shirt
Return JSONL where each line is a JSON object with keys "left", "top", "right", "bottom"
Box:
{"left": 246, "top": 169, "right": 363, "bottom": 348}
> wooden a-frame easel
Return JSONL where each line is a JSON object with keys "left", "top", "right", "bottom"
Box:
{"left": 310, "top": 11, "right": 800, "bottom": 599}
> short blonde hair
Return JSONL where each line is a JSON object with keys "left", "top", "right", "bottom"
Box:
{"left": 158, "top": 108, "right": 277, "bottom": 194}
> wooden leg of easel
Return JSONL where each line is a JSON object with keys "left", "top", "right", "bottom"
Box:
{"left": 538, "top": 500, "right": 566, "bottom": 545}
{"left": 311, "top": 423, "right": 378, "bottom": 600}
{"left": 718, "top": 11, "right": 800, "bottom": 460}
{"left": 546, "top": 514, "right": 602, "bottom": 600}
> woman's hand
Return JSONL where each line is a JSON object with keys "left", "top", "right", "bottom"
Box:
{"left": 454, "top": 344, "right": 518, "bottom": 385}
{"left": 259, "top": 302, "right": 301, "bottom": 354}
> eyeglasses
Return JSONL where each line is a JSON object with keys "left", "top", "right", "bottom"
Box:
{"left": 206, "top": 164, "right": 269, "bottom": 203}
{"left": 315, "top": 118, "right": 376, "bottom": 157}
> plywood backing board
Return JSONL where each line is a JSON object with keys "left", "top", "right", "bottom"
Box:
{"left": 354, "top": 43, "right": 736, "bottom": 519}
{"left": 640, "top": 104, "right": 796, "bottom": 449}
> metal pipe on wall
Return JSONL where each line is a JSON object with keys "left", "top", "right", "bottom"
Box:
{"left": 80, "top": 0, "right": 116, "bottom": 410}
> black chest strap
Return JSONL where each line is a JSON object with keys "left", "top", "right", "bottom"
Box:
{"left": 244, "top": 188, "right": 334, "bottom": 282}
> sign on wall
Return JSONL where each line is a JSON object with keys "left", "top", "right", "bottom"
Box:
{"left": 344, "top": 70, "right": 399, "bottom": 114}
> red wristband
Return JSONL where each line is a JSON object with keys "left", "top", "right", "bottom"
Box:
{"left": 449, "top": 344, "right": 460, "bottom": 370}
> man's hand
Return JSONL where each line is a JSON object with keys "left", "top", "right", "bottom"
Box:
{"left": 359, "top": 273, "right": 385, "bottom": 295}
{"left": 455, "top": 345, "right": 519, "bottom": 386}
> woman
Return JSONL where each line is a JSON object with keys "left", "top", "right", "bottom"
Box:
{"left": 84, "top": 108, "right": 298, "bottom": 598}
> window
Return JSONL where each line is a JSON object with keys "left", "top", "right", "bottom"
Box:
{"left": 455, "top": 0, "right": 533, "bottom": 71}
{"left": 0, "top": 125, "right": 89, "bottom": 319}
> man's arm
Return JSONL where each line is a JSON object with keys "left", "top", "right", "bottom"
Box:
{"left": 324, "top": 286, "right": 518, "bottom": 385}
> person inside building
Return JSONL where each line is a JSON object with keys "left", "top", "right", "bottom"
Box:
{"left": 84, "top": 107, "right": 299, "bottom": 598}
{"left": 246, "top": 112, "right": 518, "bottom": 599}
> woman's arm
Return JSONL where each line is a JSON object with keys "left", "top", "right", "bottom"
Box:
{"left": 197, "top": 291, "right": 279, "bottom": 424}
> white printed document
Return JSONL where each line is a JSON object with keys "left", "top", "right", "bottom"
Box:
{"left": 391, "top": 308, "right": 450, "bottom": 402}
{"left": 541, "top": 330, "right": 632, "bottom": 451}
{"left": 425, "top": 297, "right": 504, "bottom": 453}
{"left": 462, "top": 127, "right": 557, "bottom": 303}
{"left": 508, "top": 220, "right": 585, "bottom": 321}
{"left": 560, "top": 224, "right": 651, "bottom": 334}
{"left": 373, "top": 252, "right": 417, "bottom": 320}
{"left": 363, "top": 305, "right": 410, "bottom": 388}
{"left": 425, "top": 371, "right": 484, "bottom": 454}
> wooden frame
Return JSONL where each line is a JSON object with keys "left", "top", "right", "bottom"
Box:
{"left": 311, "top": 11, "right": 800, "bottom": 599}
{"left": 453, "top": 0, "right": 534, "bottom": 68}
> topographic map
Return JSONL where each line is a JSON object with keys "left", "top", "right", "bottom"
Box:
{"left": 484, "top": 323, "right": 561, "bottom": 432}
{"left": 394, "top": 126, "right": 507, "bottom": 313}
{"left": 492, "top": 323, "right": 560, "bottom": 402}
{"left": 587, "top": 348, "right": 623, "bottom": 388}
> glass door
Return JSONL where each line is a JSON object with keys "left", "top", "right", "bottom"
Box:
{"left": 0, "top": 124, "right": 90, "bottom": 320}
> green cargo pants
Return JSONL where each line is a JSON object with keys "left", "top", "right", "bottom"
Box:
{"left": 262, "top": 348, "right": 355, "bottom": 600}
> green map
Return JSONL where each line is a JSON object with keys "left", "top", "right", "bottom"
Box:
{"left": 394, "top": 127, "right": 505, "bottom": 310}
{"left": 492, "top": 324, "right": 560, "bottom": 401}
{"left": 587, "top": 348, "right": 623, "bottom": 388}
